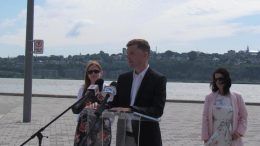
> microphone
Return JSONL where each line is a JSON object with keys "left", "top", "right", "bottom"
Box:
{"left": 95, "top": 78, "right": 104, "bottom": 92}
{"left": 94, "top": 78, "right": 104, "bottom": 104}
{"left": 83, "top": 84, "right": 99, "bottom": 103}
{"left": 94, "top": 81, "right": 117, "bottom": 117}
{"left": 72, "top": 84, "right": 99, "bottom": 114}
{"left": 106, "top": 81, "right": 117, "bottom": 102}
{"left": 71, "top": 79, "right": 103, "bottom": 114}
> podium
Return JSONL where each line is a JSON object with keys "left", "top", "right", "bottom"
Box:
{"left": 74, "top": 108, "right": 160, "bottom": 146}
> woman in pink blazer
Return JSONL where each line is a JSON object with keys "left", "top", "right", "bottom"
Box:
{"left": 201, "top": 68, "right": 248, "bottom": 146}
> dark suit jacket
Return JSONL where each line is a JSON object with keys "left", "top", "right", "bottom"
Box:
{"left": 112, "top": 67, "right": 167, "bottom": 146}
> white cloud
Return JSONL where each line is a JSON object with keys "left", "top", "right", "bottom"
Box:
{"left": 1, "top": 0, "right": 260, "bottom": 57}
{"left": 140, "top": 0, "right": 260, "bottom": 41}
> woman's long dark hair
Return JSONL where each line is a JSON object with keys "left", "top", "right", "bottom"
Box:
{"left": 210, "top": 67, "right": 232, "bottom": 95}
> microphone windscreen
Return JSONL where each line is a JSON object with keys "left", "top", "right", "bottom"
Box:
{"left": 110, "top": 81, "right": 117, "bottom": 87}
{"left": 95, "top": 78, "right": 104, "bottom": 92}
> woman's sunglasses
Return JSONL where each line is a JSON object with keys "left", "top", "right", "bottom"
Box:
{"left": 87, "top": 70, "right": 100, "bottom": 74}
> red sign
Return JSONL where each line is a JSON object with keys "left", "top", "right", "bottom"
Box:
{"left": 34, "top": 40, "right": 44, "bottom": 54}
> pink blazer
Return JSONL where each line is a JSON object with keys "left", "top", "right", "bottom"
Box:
{"left": 201, "top": 91, "right": 248, "bottom": 146}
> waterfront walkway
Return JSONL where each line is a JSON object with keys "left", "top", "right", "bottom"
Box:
{"left": 0, "top": 95, "right": 259, "bottom": 146}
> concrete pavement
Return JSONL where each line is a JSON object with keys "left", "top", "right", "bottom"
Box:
{"left": 0, "top": 95, "right": 259, "bottom": 146}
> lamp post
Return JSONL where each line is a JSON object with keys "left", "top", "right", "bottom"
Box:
{"left": 23, "top": 0, "right": 34, "bottom": 122}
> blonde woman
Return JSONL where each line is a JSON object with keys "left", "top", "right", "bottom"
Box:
{"left": 74, "top": 60, "right": 111, "bottom": 146}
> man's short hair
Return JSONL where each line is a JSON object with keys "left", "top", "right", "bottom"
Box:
{"left": 126, "top": 39, "right": 150, "bottom": 54}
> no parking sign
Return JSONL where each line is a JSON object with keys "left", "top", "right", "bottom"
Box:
{"left": 33, "top": 40, "right": 44, "bottom": 54}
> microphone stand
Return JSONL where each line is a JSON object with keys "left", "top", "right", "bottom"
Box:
{"left": 20, "top": 94, "right": 93, "bottom": 146}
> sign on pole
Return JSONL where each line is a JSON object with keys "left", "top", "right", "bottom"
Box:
{"left": 33, "top": 39, "right": 44, "bottom": 54}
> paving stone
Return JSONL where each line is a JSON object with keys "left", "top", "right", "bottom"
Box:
{"left": 0, "top": 96, "right": 259, "bottom": 146}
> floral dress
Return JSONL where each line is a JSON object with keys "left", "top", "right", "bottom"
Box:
{"left": 74, "top": 108, "right": 112, "bottom": 146}
{"left": 207, "top": 95, "right": 233, "bottom": 146}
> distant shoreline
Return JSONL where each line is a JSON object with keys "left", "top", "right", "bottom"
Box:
{"left": 1, "top": 77, "right": 260, "bottom": 85}
{"left": 1, "top": 92, "right": 259, "bottom": 106}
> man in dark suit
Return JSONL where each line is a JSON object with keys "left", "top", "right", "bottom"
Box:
{"left": 111, "top": 39, "right": 167, "bottom": 146}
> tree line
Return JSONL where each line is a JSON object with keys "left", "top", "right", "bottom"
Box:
{"left": 0, "top": 49, "right": 260, "bottom": 83}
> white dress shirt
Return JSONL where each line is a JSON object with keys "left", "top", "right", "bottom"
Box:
{"left": 127, "top": 65, "right": 149, "bottom": 132}
{"left": 130, "top": 65, "right": 149, "bottom": 106}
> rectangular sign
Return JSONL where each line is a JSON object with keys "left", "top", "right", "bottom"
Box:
{"left": 33, "top": 40, "right": 44, "bottom": 54}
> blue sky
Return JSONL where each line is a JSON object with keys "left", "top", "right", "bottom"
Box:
{"left": 1, "top": 0, "right": 260, "bottom": 57}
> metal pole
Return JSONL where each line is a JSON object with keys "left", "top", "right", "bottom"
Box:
{"left": 23, "top": 0, "right": 34, "bottom": 122}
